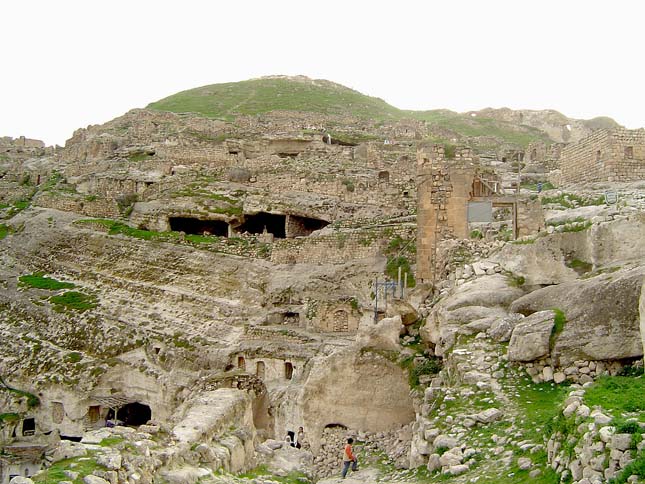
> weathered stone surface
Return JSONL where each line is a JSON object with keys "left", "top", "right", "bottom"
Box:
{"left": 83, "top": 476, "right": 110, "bottom": 484}
{"left": 49, "top": 440, "right": 88, "bottom": 463}
{"left": 442, "top": 275, "right": 525, "bottom": 311}
{"left": 9, "top": 478, "right": 34, "bottom": 484}
{"left": 611, "top": 433, "right": 633, "bottom": 451}
{"left": 355, "top": 315, "right": 402, "bottom": 352}
{"left": 508, "top": 310, "right": 555, "bottom": 362}
{"left": 96, "top": 451, "right": 122, "bottom": 470}
{"left": 509, "top": 267, "right": 645, "bottom": 365}
{"left": 433, "top": 435, "right": 457, "bottom": 449}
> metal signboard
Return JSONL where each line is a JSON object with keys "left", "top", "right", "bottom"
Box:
{"left": 467, "top": 201, "right": 493, "bottom": 222}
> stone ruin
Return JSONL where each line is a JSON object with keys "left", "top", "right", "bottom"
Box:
{"left": 0, "top": 93, "right": 644, "bottom": 484}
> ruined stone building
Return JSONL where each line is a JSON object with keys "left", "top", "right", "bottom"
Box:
{"left": 557, "top": 127, "right": 645, "bottom": 184}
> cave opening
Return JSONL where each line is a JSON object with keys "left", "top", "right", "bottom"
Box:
{"left": 60, "top": 435, "right": 82, "bottom": 442}
{"left": 106, "top": 402, "right": 151, "bottom": 427}
{"left": 169, "top": 217, "right": 229, "bottom": 237}
{"left": 238, "top": 212, "right": 286, "bottom": 238}
{"left": 286, "top": 215, "right": 329, "bottom": 237}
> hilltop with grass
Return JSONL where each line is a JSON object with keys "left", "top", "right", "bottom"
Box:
{"left": 147, "top": 75, "right": 618, "bottom": 148}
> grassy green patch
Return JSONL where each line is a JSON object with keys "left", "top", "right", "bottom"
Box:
{"left": 32, "top": 453, "right": 104, "bottom": 484}
{"left": 0, "top": 377, "right": 39, "bottom": 408}
{"left": 0, "top": 223, "right": 9, "bottom": 239}
{"left": 19, "top": 273, "right": 76, "bottom": 290}
{"left": 507, "top": 274, "right": 526, "bottom": 287}
{"left": 584, "top": 375, "right": 645, "bottom": 415}
{"left": 0, "top": 412, "right": 20, "bottom": 423}
{"left": 99, "top": 436, "right": 124, "bottom": 447}
{"left": 148, "top": 77, "right": 402, "bottom": 122}
{"left": 565, "top": 258, "right": 593, "bottom": 274}
{"left": 65, "top": 352, "right": 83, "bottom": 363}
{"left": 610, "top": 452, "right": 645, "bottom": 483}
{"left": 541, "top": 193, "right": 604, "bottom": 209}
{"left": 236, "top": 464, "right": 312, "bottom": 483}
{"left": 50, "top": 291, "right": 98, "bottom": 312}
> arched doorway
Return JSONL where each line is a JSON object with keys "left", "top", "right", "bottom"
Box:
{"left": 256, "top": 361, "right": 266, "bottom": 379}
{"left": 285, "top": 362, "right": 294, "bottom": 380}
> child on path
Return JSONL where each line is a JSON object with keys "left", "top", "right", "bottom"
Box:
{"left": 341, "top": 437, "right": 358, "bottom": 478}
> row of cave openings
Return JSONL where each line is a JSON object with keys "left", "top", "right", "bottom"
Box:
{"left": 232, "top": 356, "right": 294, "bottom": 380}
{"left": 169, "top": 212, "right": 329, "bottom": 239}
{"left": 12, "top": 402, "right": 152, "bottom": 442}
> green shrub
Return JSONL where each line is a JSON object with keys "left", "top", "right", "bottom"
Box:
{"left": 408, "top": 358, "right": 442, "bottom": 387}
{"left": 66, "top": 352, "right": 83, "bottom": 363}
{"left": 0, "top": 224, "right": 8, "bottom": 240}
{"left": 610, "top": 453, "right": 645, "bottom": 483}
{"left": 617, "top": 365, "right": 644, "bottom": 377}
{"left": 549, "top": 309, "right": 566, "bottom": 348}
{"left": 386, "top": 256, "right": 415, "bottom": 288}
{"left": 443, "top": 143, "right": 456, "bottom": 160}
{"left": 342, "top": 179, "right": 355, "bottom": 192}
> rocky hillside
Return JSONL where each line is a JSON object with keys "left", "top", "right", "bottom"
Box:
{"left": 0, "top": 77, "right": 643, "bottom": 484}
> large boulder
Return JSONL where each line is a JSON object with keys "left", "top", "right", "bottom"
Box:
{"left": 442, "top": 275, "right": 525, "bottom": 311}
{"left": 356, "top": 315, "right": 402, "bottom": 352}
{"left": 510, "top": 266, "right": 645, "bottom": 365}
{"left": 508, "top": 310, "right": 555, "bottom": 362}
{"left": 420, "top": 275, "right": 521, "bottom": 355}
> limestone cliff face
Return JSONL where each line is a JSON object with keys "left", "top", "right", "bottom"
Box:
{"left": 300, "top": 347, "right": 414, "bottom": 452}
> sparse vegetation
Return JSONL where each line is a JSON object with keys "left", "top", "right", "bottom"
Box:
{"left": 19, "top": 273, "right": 75, "bottom": 290}
{"left": 0, "top": 223, "right": 9, "bottom": 240}
{"left": 550, "top": 308, "right": 566, "bottom": 348}
{"left": 50, "top": 291, "right": 98, "bottom": 312}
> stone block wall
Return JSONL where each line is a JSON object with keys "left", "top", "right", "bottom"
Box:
{"left": 270, "top": 232, "right": 382, "bottom": 264}
{"left": 416, "top": 146, "right": 477, "bottom": 283}
{"left": 35, "top": 193, "right": 120, "bottom": 218}
{"left": 559, "top": 128, "right": 645, "bottom": 184}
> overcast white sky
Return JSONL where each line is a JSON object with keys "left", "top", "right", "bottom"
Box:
{"left": 1, "top": 0, "right": 644, "bottom": 146}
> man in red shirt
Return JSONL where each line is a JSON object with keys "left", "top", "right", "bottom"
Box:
{"left": 341, "top": 437, "right": 358, "bottom": 478}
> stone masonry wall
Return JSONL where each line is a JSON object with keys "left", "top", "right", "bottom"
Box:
{"left": 416, "top": 146, "right": 477, "bottom": 283}
{"left": 35, "top": 193, "right": 121, "bottom": 218}
{"left": 270, "top": 232, "right": 382, "bottom": 264}
{"left": 559, "top": 128, "right": 645, "bottom": 184}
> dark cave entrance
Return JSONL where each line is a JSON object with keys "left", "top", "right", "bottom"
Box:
{"left": 107, "top": 402, "right": 152, "bottom": 427}
{"left": 169, "top": 217, "right": 229, "bottom": 237}
{"left": 238, "top": 212, "right": 286, "bottom": 238}
{"left": 286, "top": 215, "right": 329, "bottom": 237}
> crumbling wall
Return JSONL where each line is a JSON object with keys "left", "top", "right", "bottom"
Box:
{"left": 416, "top": 146, "right": 477, "bottom": 283}
{"left": 559, "top": 128, "right": 645, "bottom": 184}
{"left": 271, "top": 233, "right": 382, "bottom": 264}
{"left": 34, "top": 193, "right": 121, "bottom": 218}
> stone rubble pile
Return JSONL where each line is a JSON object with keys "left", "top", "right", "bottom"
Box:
{"left": 548, "top": 386, "right": 645, "bottom": 484}
{"left": 312, "top": 425, "right": 411, "bottom": 478}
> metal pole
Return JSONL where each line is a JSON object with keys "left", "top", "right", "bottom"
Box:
{"left": 404, "top": 272, "right": 408, "bottom": 298}
{"left": 397, "top": 266, "right": 402, "bottom": 299}
{"left": 374, "top": 277, "right": 378, "bottom": 323}
{"left": 516, "top": 153, "right": 521, "bottom": 194}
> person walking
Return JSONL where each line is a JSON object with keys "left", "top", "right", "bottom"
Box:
{"left": 341, "top": 437, "right": 358, "bottom": 478}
